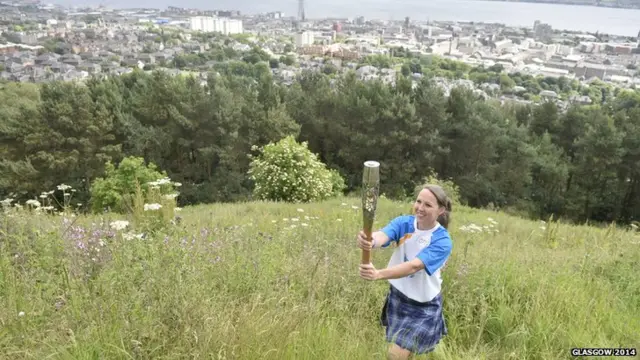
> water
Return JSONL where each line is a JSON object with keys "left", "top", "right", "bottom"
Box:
{"left": 54, "top": 0, "right": 640, "bottom": 37}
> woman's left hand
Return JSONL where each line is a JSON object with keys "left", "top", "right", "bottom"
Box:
{"left": 359, "top": 263, "right": 380, "bottom": 281}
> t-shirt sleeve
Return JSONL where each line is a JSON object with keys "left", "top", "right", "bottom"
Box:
{"left": 380, "top": 215, "right": 411, "bottom": 248}
{"left": 416, "top": 234, "right": 452, "bottom": 275}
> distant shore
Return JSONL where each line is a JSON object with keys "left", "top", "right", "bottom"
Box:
{"left": 474, "top": 0, "right": 640, "bottom": 9}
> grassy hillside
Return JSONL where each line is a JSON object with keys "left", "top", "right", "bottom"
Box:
{"left": 1, "top": 198, "right": 639, "bottom": 359}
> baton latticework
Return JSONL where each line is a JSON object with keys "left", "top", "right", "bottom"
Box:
{"left": 361, "top": 161, "right": 380, "bottom": 264}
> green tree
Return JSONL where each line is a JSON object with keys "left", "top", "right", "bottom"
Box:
{"left": 568, "top": 110, "right": 624, "bottom": 222}
{"left": 529, "top": 133, "right": 570, "bottom": 218}
{"left": 0, "top": 81, "right": 121, "bottom": 203}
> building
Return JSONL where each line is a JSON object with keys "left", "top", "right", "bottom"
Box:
{"left": 295, "top": 31, "right": 315, "bottom": 47}
{"left": 493, "top": 39, "right": 513, "bottom": 52}
{"left": 533, "top": 20, "right": 553, "bottom": 42}
{"left": 189, "top": 16, "right": 243, "bottom": 35}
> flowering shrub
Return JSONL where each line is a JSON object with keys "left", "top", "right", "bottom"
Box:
{"left": 248, "top": 136, "right": 345, "bottom": 203}
{"left": 89, "top": 156, "right": 178, "bottom": 213}
{"left": 328, "top": 168, "right": 347, "bottom": 197}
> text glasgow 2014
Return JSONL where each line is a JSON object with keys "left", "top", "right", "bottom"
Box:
{"left": 571, "top": 348, "right": 637, "bottom": 357}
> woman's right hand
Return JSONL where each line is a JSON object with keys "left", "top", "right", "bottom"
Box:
{"left": 356, "top": 230, "right": 374, "bottom": 251}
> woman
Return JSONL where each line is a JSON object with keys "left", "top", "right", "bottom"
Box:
{"left": 357, "top": 184, "right": 453, "bottom": 360}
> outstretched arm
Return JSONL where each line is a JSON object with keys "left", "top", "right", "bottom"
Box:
{"left": 357, "top": 230, "right": 391, "bottom": 251}
{"left": 360, "top": 235, "right": 452, "bottom": 281}
{"left": 371, "top": 231, "right": 391, "bottom": 249}
{"left": 376, "top": 258, "right": 424, "bottom": 280}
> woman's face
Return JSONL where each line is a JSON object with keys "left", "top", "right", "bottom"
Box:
{"left": 413, "top": 188, "right": 444, "bottom": 228}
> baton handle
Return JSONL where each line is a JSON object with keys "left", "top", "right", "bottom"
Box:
{"left": 361, "top": 227, "right": 373, "bottom": 264}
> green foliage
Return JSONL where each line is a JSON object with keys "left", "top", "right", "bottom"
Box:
{"left": 242, "top": 47, "right": 271, "bottom": 64}
{"left": 0, "top": 81, "right": 121, "bottom": 204}
{"left": 89, "top": 156, "right": 175, "bottom": 213}
{"left": 130, "top": 181, "right": 179, "bottom": 234}
{"left": 415, "top": 171, "right": 462, "bottom": 207}
{"left": 359, "top": 54, "right": 395, "bottom": 69}
{"left": 328, "top": 168, "right": 347, "bottom": 197}
{"left": 279, "top": 54, "right": 295, "bottom": 66}
{"left": 0, "top": 59, "right": 639, "bottom": 226}
{"left": 1, "top": 198, "right": 638, "bottom": 359}
{"left": 248, "top": 136, "right": 344, "bottom": 203}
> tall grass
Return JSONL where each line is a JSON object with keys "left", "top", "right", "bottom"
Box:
{"left": 1, "top": 197, "right": 639, "bottom": 359}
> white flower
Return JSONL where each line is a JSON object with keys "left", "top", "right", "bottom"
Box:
{"left": 0, "top": 198, "right": 13, "bottom": 206}
{"left": 143, "top": 203, "right": 162, "bottom": 211}
{"left": 57, "top": 184, "right": 71, "bottom": 191}
{"left": 459, "top": 224, "right": 483, "bottom": 233}
{"left": 297, "top": 208, "right": 304, "bottom": 212}
{"left": 174, "top": 207, "right": 182, "bottom": 212}
{"left": 173, "top": 182, "right": 182, "bottom": 187}
{"left": 351, "top": 205, "right": 359, "bottom": 210}
{"left": 148, "top": 177, "right": 172, "bottom": 187}
{"left": 110, "top": 220, "right": 130, "bottom": 231}
{"left": 26, "top": 199, "right": 41, "bottom": 207}
{"left": 18, "top": 311, "right": 25, "bottom": 317}
{"left": 164, "top": 193, "right": 179, "bottom": 200}
{"left": 123, "top": 232, "right": 144, "bottom": 240}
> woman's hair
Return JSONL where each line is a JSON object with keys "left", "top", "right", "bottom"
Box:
{"left": 423, "top": 184, "right": 452, "bottom": 229}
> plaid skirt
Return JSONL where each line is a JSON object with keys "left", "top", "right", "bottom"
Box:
{"left": 380, "top": 285, "right": 448, "bottom": 354}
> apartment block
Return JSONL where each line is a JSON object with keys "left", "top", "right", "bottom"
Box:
{"left": 189, "top": 16, "right": 243, "bottom": 35}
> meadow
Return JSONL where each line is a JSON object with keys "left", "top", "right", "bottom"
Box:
{"left": 1, "top": 197, "right": 639, "bottom": 359}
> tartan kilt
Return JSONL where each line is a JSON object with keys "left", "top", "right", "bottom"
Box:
{"left": 380, "top": 285, "right": 448, "bottom": 354}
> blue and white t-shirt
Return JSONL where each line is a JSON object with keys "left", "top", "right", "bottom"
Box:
{"left": 380, "top": 215, "right": 453, "bottom": 303}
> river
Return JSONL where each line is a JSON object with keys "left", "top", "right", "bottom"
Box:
{"left": 55, "top": 0, "right": 640, "bottom": 37}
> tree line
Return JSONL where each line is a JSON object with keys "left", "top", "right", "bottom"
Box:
{"left": 1, "top": 61, "right": 639, "bottom": 226}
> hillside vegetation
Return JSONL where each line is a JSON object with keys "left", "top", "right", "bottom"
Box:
{"left": 2, "top": 198, "right": 639, "bottom": 359}
{"left": 1, "top": 57, "right": 640, "bottom": 227}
